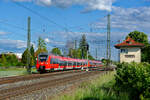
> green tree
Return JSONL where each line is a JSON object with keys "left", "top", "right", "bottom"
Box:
{"left": 22, "top": 47, "right": 35, "bottom": 66}
{"left": 88, "top": 54, "right": 95, "bottom": 60}
{"left": 79, "top": 34, "right": 89, "bottom": 59}
{"left": 126, "top": 30, "right": 149, "bottom": 45}
{"left": 35, "top": 37, "right": 48, "bottom": 56}
{"left": 76, "top": 48, "right": 82, "bottom": 59}
{"left": 126, "top": 30, "right": 150, "bottom": 62}
{"left": 30, "top": 45, "right": 35, "bottom": 58}
{"left": 68, "top": 48, "right": 78, "bottom": 58}
{"left": 6, "top": 54, "right": 19, "bottom": 66}
{"left": 30, "top": 45, "right": 35, "bottom": 65}
{"left": 0, "top": 53, "right": 22, "bottom": 67}
{"left": 22, "top": 49, "right": 29, "bottom": 65}
{"left": 1, "top": 54, "right": 7, "bottom": 67}
{"left": 51, "top": 48, "right": 61, "bottom": 56}
{"left": 79, "top": 34, "right": 87, "bottom": 49}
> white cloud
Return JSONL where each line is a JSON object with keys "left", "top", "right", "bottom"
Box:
{"left": 13, "top": 0, "right": 32, "bottom": 2}
{"left": 0, "top": 31, "right": 8, "bottom": 35}
{"left": 35, "top": 0, "right": 52, "bottom": 6}
{"left": 44, "top": 38, "right": 50, "bottom": 43}
{"left": 0, "top": 39, "right": 26, "bottom": 49}
{"left": 93, "top": 6, "right": 150, "bottom": 35}
{"left": 12, "top": 0, "right": 115, "bottom": 11}
{"left": 0, "top": 39, "right": 36, "bottom": 52}
{"left": 44, "top": 37, "right": 65, "bottom": 46}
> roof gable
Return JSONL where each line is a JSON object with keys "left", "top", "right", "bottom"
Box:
{"left": 115, "top": 37, "right": 144, "bottom": 49}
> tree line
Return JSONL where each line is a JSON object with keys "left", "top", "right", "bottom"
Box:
{"left": 51, "top": 34, "right": 95, "bottom": 60}
{"left": 1, "top": 30, "right": 150, "bottom": 67}
{"left": 0, "top": 34, "right": 94, "bottom": 67}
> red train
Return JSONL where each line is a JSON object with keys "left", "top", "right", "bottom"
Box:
{"left": 36, "top": 53, "right": 102, "bottom": 73}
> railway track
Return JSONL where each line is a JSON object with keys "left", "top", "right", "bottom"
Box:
{"left": 0, "top": 70, "right": 82, "bottom": 85}
{"left": 0, "top": 67, "right": 106, "bottom": 85}
{"left": 0, "top": 70, "right": 104, "bottom": 100}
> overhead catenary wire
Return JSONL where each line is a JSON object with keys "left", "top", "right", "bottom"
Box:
{"left": 13, "top": 2, "right": 108, "bottom": 36}
{"left": 13, "top": 2, "right": 69, "bottom": 31}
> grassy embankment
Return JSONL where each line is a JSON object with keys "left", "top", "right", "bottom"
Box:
{"left": 57, "top": 71, "right": 129, "bottom": 100}
{"left": 0, "top": 67, "right": 37, "bottom": 77}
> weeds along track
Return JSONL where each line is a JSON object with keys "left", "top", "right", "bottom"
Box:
{"left": 0, "top": 70, "right": 104, "bottom": 100}
{"left": 0, "top": 70, "right": 82, "bottom": 85}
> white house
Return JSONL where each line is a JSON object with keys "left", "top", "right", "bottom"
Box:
{"left": 115, "top": 37, "right": 144, "bottom": 63}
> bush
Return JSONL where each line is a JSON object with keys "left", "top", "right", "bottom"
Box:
{"left": 0, "top": 54, "right": 23, "bottom": 67}
{"left": 115, "top": 62, "right": 150, "bottom": 100}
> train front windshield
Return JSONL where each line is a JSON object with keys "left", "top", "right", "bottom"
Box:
{"left": 39, "top": 55, "right": 48, "bottom": 62}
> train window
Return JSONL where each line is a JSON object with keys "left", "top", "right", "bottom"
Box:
{"left": 51, "top": 58, "right": 58, "bottom": 64}
{"left": 78, "top": 62, "right": 80, "bottom": 66}
{"left": 62, "top": 61, "right": 65, "bottom": 66}
{"left": 73, "top": 62, "right": 76, "bottom": 66}
{"left": 55, "top": 59, "right": 59, "bottom": 64}
{"left": 68, "top": 61, "right": 72, "bottom": 66}
{"left": 64, "top": 61, "right": 67, "bottom": 66}
{"left": 57, "top": 59, "right": 61, "bottom": 65}
{"left": 52, "top": 58, "right": 55, "bottom": 64}
{"left": 50, "top": 58, "right": 54, "bottom": 64}
{"left": 79, "top": 62, "right": 81, "bottom": 66}
{"left": 59, "top": 60, "right": 64, "bottom": 66}
{"left": 39, "top": 55, "right": 48, "bottom": 62}
{"left": 77, "top": 62, "right": 79, "bottom": 66}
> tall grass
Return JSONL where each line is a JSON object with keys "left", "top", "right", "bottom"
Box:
{"left": 57, "top": 71, "right": 129, "bottom": 100}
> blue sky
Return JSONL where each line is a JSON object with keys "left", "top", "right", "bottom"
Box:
{"left": 0, "top": 0, "right": 150, "bottom": 61}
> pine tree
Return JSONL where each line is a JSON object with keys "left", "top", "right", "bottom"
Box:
{"left": 22, "top": 49, "right": 29, "bottom": 65}
{"left": 30, "top": 45, "right": 35, "bottom": 65}
{"left": 79, "top": 34, "right": 89, "bottom": 59}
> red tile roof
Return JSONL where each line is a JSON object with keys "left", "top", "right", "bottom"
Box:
{"left": 115, "top": 37, "right": 144, "bottom": 49}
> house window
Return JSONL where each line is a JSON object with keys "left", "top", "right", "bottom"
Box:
{"left": 125, "top": 55, "right": 135, "bottom": 58}
{"left": 121, "top": 49, "right": 128, "bottom": 53}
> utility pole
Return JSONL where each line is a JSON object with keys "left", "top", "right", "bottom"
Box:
{"left": 74, "top": 40, "right": 77, "bottom": 50}
{"left": 96, "top": 48, "right": 97, "bottom": 60}
{"left": 27, "top": 16, "right": 31, "bottom": 73}
{"left": 74, "top": 40, "right": 77, "bottom": 58}
{"left": 118, "top": 40, "right": 120, "bottom": 62}
{"left": 106, "top": 14, "right": 111, "bottom": 67}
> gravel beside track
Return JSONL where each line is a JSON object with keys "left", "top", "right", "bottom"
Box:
{"left": 0, "top": 69, "right": 106, "bottom": 100}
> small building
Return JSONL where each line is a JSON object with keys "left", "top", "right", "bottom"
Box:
{"left": 115, "top": 37, "right": 144, "bottom": 63}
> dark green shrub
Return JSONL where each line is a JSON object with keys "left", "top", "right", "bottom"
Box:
{"left": 115, "top": 62, "right": 150, "bottom": 100}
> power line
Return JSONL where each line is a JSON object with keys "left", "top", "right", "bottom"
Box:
{"left": 13, "top": 2, "right": 68, "bottom": 31}
{"left": 13, "top": 2, "right": 107, "bottom": 36}
{"left": 0, "top": 18, "right": 41, "bottom": 34}
{"left": 0, "top": 20, "right": 27, "bottom": 31}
